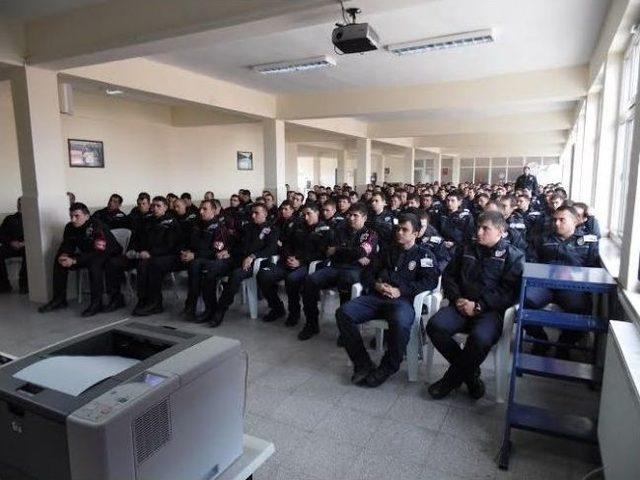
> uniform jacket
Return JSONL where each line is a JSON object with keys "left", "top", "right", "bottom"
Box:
{"left": 92, "top": 207, "right": 132, "bottom": 230}
{"left": 366, "top": 209, "right": 395, "bottom": 250}
{"left": 0, "top": 212, "right": 23, "bottom": 244}
{"left": 233, "top": 221, "right": 278, "bottom": 260}
{"left": 288, "top": 221, "right": 335, "bottom": 265}
{"left": 330, "top": 224, "right": 378, "bottom": 267}
{"left": 58, "top": 218, "right": 122, "bottom": 258}
{"left": 515, "top": 173, "right": 538, "bottom": 193}
{"left": 275, "top": 215, "right": 303, "bottom": 257}
{"left": 439, "top": 209, "right": 475, "bottom": 245}
{"left": 417, "top": 224, "right": 450, "bottom": 271}
{"left": 527, "top": 232, "right": 599, "bottom": 267}
{"left": 132, "top": 214, "right": 182, "bottom": 256}
{"left": 188, "top": 216, "right": 233, "bottom": 260}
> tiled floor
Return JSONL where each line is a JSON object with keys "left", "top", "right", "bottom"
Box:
{"left": 0, "top": 290, "right": 602, "bottom": 480}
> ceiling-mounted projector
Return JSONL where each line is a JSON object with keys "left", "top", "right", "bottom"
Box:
{"left": 332, "top": 6, "right": 379, "bottom": 54}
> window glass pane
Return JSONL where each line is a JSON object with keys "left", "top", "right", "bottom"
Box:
{"left": 491, "top": 166, "right": 507, "bottom": 183}
{"left": 459, "top": 168, "right": 474, "bottom": 183}
{"left": 491, "top": 157, "right": 507, "bottom": 167}
{"left": 543, "top": 156, "right": 559, "bottom": 165}
{"left": 475, "top": 167, "right": 490, "bottom": 183}
{"left": 476, "top": 157, "right": 491, "bottom": 167}
{"left": 508, "top": 157, "right": 525, "bottom": 166}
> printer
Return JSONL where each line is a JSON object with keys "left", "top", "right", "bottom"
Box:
{"left": 0, "top": 321, "right": 245, "bottom": 480}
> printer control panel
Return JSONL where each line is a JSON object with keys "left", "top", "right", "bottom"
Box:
{"left": 73, "top": 372, "right": 167, "bottom": 423}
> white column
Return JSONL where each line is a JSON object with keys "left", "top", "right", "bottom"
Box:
{"left": 9, "top": 66, "right": 69, "bottom": 303}
{"left": 379, "top": 154, "right": 386, "bottom": 183}
{"left": 263, "top": 118, "right": 286, "bottom": 203}
{"left": 336, "top": 150, "right": 346, "bottom": 185}
{"left": 285, "top": 142, "right": 298, "bottom": 192}
{"left": 355, "top": 138, "right": 372, "bottom": 191}
{"left": 578, "top": 92, "right": 600, "bottom": 202}
{"left": 435, "top": 153, "right": 442, "bottom": 184}
{"left": 405, "top": 148, "right": 415, "bottom": 184}
{"left": 313, "top": 152, "right": 322, "bottom": 186}
{"left": 452, "top": 155, "right": 461, "bottom": 184}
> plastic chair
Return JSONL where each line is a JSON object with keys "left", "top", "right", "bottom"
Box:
{"left": 78, "top": 228, "right": 132, "bottom": 303}
{"left": 350, "top": 282, "right": 437, "bottom": 382}
{"left": 424, "top": 296, "right": 517, "bottom": 403}
{"left": 308, "top": 259, "right": 340, "bottom": 316}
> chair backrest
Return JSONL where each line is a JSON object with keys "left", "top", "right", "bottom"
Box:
{"left": 111, "top": 228, "right": 132, "bottom": 252}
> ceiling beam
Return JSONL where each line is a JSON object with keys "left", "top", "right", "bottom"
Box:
{"left": 277, "top": 66, "right": 588, "bottom": 120}
{"left": 368, "top": 109, "right": 575, "bottom": 138}
{"left": 413, "top": 131, "right": 568, "bottom": 149}
{"left": 0, "top": 18, "right": 24, "bottom": 66}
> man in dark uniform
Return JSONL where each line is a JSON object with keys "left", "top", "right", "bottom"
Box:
{"left": 300, "top": 203, "right": 378, "bottom": 341}
{"left": 412, "top": 208, "right": 449, "bottom": 272}
{"left": 119, "top": 196, "right": 182, "bottom": 316}
{"left": 0, "top": 197, "right": 27, "bottom": 294}
{"left": 574, "top": 202, "right": 601, "bottom": 238}
{"left": 439, "top": 190, "right": 475, "bottom": 255}
{"left": 515, "top": 166, "right": 538, "bottom": 193}
{"left": 524, "top": 205, "right": 600, "bottom": 358}
{"left": 180, "top": 192, "right": 199, "bottom": 217}
{"left": 366, "top": 193, "right": 394, "bottom": 252}
{"left": 516, "top": 193, "right": 543, "bottom": 235}
{"left": 129, "top": 193, "right": 152, "bottom": 227}
{"left": 174, "top": 198, "right": 199, "bottom": 247}
{"left": 202, "top": 203, "right": 278, "bottom": 327}
{"left": 427, "top": 211, "right": 524, "bottom": 400}
{"left": 484, "top": 200, "right": 528, "bottom": 252}
{"left": 39, "top": 202, "right": 122, "bottom": 316}
{"left": 321, "top": 199, "right": 345, "bottom": 229}
{"left": 257, "top": 203, "right": 334, "bottom": 326}
{"left": 336, "top": 213, "right": 440, "bottom": 387}
{"left": 179, "top": 199, "right": 233, "bottom": 322}
{"left": 92, "top": 193, "right": 131, "bottom": 230}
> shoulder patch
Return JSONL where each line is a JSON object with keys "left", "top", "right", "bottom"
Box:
{"left": 494, "top": 249, "right": 506, "bottom": 258}
{"left": 429, "top": 236, "right": 442, "bottom": 244}
{"left": 408, "top": 260, "right": 417, "bottom": 271}
{"left": 583, "top": 234, "right": 598, "bottom": 243}
{"left": 392, "top": 218, "right": 399, "bottom": 225}
{"left": 315, "top": 225, "right": 330, "bottom": 232}
{"left": 420, "top": 257, "right": 433, "bottom": 268}
{"left": 360, "top": 232, "right": 369, "bottom": 242}
{"left": 384, "top": 216, "right": 391, "bottom": 222}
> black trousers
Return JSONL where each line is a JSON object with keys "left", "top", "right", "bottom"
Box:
{"left": 52, "top": 253, "right": 108, "bottom": 303}
{"left": 215, "top": 262, "right": 254, "bottom": 311}
{"left": 302, "top": 265, "right": 361, "bottom": 323}
{"left": 426, "top": 305, "right": 503, "bottom": 382}
{"left": 0, "top": 245, "right": 27, "bottom": 290}
{"left": 256, "top": 262, "right": 308, "bottom": 317}
{"left": 186, "top": 257, "right": 233, "bottom": 312}
{"left": 136, "top": 255, "right": 182, "bottom": 304}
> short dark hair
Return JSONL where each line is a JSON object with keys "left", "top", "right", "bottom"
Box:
{"left": 371, "top": 192, "right": 385, "bottom": 202}
{"left": 555, "top": 205, "right": 579, "bottom": 219}
{"left": 180, "top": 192, "right": 192, "bottom": 200}
{"left": 69, "top": 202, "right": 90, "bottom": 215}
{"left": 166, "top": 193, "right": 178, "bottom": 200}
{"left": 406, "top": 193, "right": 419, "bottom": 203}
{"left": 280, "top": 200, "right": 295, "bottom": 210}
{"left": 573, "top": 202, "right": 589, "bottom": 215}
{"left": 323, "top": 199, "right": 337, "bottom": 209}
{"left": 447, "top": 190, "right": 465, "bottom": 201}
{"left": 337, "top": 195, "right": 350, "bottom": 203}
{"left": 347, "top": 202, "right": 368, "bottom": 217}
{"left": 251, "top": 203, "right": 267, "bottom": 214}
{"left": 478, "top": 211, "right": 507, "bottom": 231}
{"left": 137, "top": 192, "right": 150, "bottom": 202}
{"left": 109, "top": 193, "right": 123, "bottom": 205}
{"left": 500, "top": 195, "right": 517, "bottom": 208}
{"left": 304, "top": 202, "right": 320, "bottom": 213}
{"left": 397, "top": 213, "right": 421, "bottom": 232}
{"left": 152, "top": 196, "right": 169, "bottom": 208}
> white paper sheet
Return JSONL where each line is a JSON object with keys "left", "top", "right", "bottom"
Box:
{"left": 13, "top": 355, "right": 140, "bottom": 396}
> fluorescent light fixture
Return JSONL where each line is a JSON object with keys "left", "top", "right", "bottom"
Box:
{"left": 251, "top": 55, "right": 336, "bottom": 74}
{"left": 105, "top": 88, "right": 124, "bottom": 95}
{"left": 386, "top": 29, "right": 495, "bottom": 56}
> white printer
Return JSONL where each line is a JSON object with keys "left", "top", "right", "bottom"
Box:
{"left": 0, "top": 322, "right": 245, "bottom": 480}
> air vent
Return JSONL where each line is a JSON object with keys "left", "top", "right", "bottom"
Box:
{"left": 133, "top": 398, "right": 172, "bottom": 464}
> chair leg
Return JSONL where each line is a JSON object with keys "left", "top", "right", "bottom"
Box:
{"left": 406, "top": 323, "right": 421, "bottom": 382}
{"left": 425, "top": 342, "right": 435, "bottom": 383}
{"left": 247, "top": 279, "right": 258, "bottom": 319}
{"left": 375, "top": 328, "right": 384, "bottom": 356}
{"left": 494, "top": 336, "right": 509, "bottom": 403}
{"left": 77, "top": 271, "right": 83, "bottom": 304}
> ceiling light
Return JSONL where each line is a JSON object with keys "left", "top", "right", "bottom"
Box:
{"left": 251, "top": 55, "right": 336, "bottom": 74}
{"left": 106, "top": 89, "right": 123, "bottom": 95}
{"left": 386, "top": 29, "right": 495, "bottom": 56}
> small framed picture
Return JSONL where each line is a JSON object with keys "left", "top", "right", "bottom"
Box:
{"left": 237, "top": 151, "right": 253, "bottom": 171}
{"left": 68, "top": 139, "right": 104, "bottom": 168}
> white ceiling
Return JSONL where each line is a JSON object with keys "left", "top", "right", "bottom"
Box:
{"left": 151, "top": 0, "right": 610, "bottom": 94}
{"left": 0, "top": 0, "right": 108, "bottom": 20}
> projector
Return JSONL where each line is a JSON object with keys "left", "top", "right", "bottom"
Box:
{"left": 332, "top": 23, "right": 380, "bottom": 54}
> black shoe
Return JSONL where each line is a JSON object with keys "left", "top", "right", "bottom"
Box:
{"left": 0, "top": 284, "right": 11, "bottom": 294}
{"left": 38, "top": 298, "right": 68, "bottom": 313}
{"left": 531, "top": 342, "right": 551, "bottom": 356}
{"left": 284, "top": 315, "right": 299, "bottom": 327}
{"left": 465, "top": 376, "right": 486, "bottom": 400}
{"left": 19, "top": 286, "right": 28, "bottom": 295}
{"left": 81, "top": 302, "right": 103, "bottom": 317}
{"left": 351, "top": 363, "right": 375, "bottom": 385}
{"left": 131, "top": 300, "right": 147, "bottom": 316}
{"left": 336, "top": 335, "right": 344, "bottom": 347}
{"left": 428, "top": 370, "right": 462, "bottom": 400}
{"left": 262, "top": 309, "right": 285, "bottom": 323}
{"left": 181, "top": 305, "right": 197, "bottom": 322}
{"left": 365, "top": 366, "right": 394, "bottom": 388}
{"left": 103, "top": 294, "right": 125, "bottom": 313}
{"left": 135, "top": 301, "right": 163, "bottom": 317}
{"left": 194, "top": 310, "right": 212, "bottom": 324}
{"left": 209, "top": 309, "right": 226, "bottom": 328}
{"left": 297, "top": 322, "right": 319, "bottom": 341}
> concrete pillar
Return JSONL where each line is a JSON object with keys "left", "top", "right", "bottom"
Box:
{"left": 355, "top": 138, "right": 372, "bottom": 191}
{"left": 452, "top": 156, "right": 461, "bottom": 184}
{"left": 379, "top": 154, "right": 386, "bottom": 183}
{"left": 263, "top": 119, "right": 286, "bottom": 203}
{"left": 313, "top": 152, "right": 322, "bottom": 186}
{"left": 285, "top": 142, "right": 298, "bottom": 192}
{"left": 405, "top": 148, "right": 415, "bottom": 184}
{"left": 435, "top": 153, "right": 442, "bottom": 184}
{"left": 9, "top": 66, "right": 69, "bottom": 303}
{"left": 336, "top": 150, "right": 347, "bottom": 185}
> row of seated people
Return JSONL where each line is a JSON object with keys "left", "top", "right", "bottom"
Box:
{"left": 3, "top": 180, "right": 601, "bottom": 398}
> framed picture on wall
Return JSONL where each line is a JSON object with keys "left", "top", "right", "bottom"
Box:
{"left": 68, "top": 139, "right": 104, "bottom": 168}
{"left": 237, "top": 151, "right": 253, "bottom": 170}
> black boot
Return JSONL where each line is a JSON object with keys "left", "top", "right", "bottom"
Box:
{"left": 181, "top": 302, "right": 197, "bottom": 322}
{"left": 135, "top": 300, "right": 163, "bottom": 317}
{"left": 297, "top": 320, "right": 319, "bottom": 341}
{"left": 428, "top": 367, "right": 463, "bottom": 399}
{"left": 38, "top": 297, "right": 68, "bottom": 313}
{"left": 365, "top": 365, "right": 395, "bottom": 388}
{"left": 209, "top": 309, "right": 226, "bottom": 328}
{"left": 465, "top": 375, "right": 486, "bottom": 400}
{"left": 284, "top": 314, "right": 299, "bottom": 327}
{"left": 262, "top": 308, "right": 285, "bottom": 323}
{"left": 351, "top": 360, "right": 376, "bottom": 385}
{"left": 103, "top": 293, "right": 125, "bottom": 313}
{"left": 82, "top": 301, "right": 103, "bottom": 318}
{"left": 0, "top": 283, "right": 11, "bottom": 294}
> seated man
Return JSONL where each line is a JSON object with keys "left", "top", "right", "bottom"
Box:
{"left": 300, "top": 203, "right": 378, "bottom": 341}
{"left": 39, "top": 202, "right": 122, "bottom": 316}
{"left": 484, "top": 200, "right": 527, "bottom": 252}
{"left": 439, "top": 190, "right": 475, "bottom": 256}
{"left": 257, "top": 202, "right": 334, "bottom": 326}
{"left": 524, "top": 205, "right": 599, "bottom": 358}
{"left": 574, "top": 202, "right": 601, "bottom": 238}
{"left": 0, "top": 197, "right": 27, "bottom": 294}
{"left": 92, "top": 193, "right": 131, "bottom": 230}
{"left": 201, "top": 203, "right": 278, "bottom": 327}
{"left": 412, "top": 208, "right": 449, "bottom": 272}
{"left": 179, "top": 199, "right": 233, "bottom": 322}
{"left": 321, "top": 199, "right": 345, "bottom": 229}
{"left": 174, "top": 198, "right": 198, "bottom": 245}
{"left": 427, "top": 211, "right": 524, "bottom": 400}
{"left": 366, "top": 192, "right": 394, "bottom": 252}
{"left": 336, "top": 214, "right": 440, "bottom": 387}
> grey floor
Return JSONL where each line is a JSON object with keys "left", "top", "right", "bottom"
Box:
{"left": 0, "top": 286, "right": 602, "bottom": 480}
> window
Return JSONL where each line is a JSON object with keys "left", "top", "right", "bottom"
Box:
{"left": 454, "top": 155, "right": 559, "bottom": 186}
{"left": 611, "top": 32, "right": 640, "bottom": 241}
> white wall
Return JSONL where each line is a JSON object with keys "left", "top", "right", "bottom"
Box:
{"left": 383, "top": 154, "right": 407, "bottom": 182}
{"left": 0, "top": 81, "right": 22, "bottom": 213}
{"left": 0, "top": 89, "right": 266, "bottom": 212}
